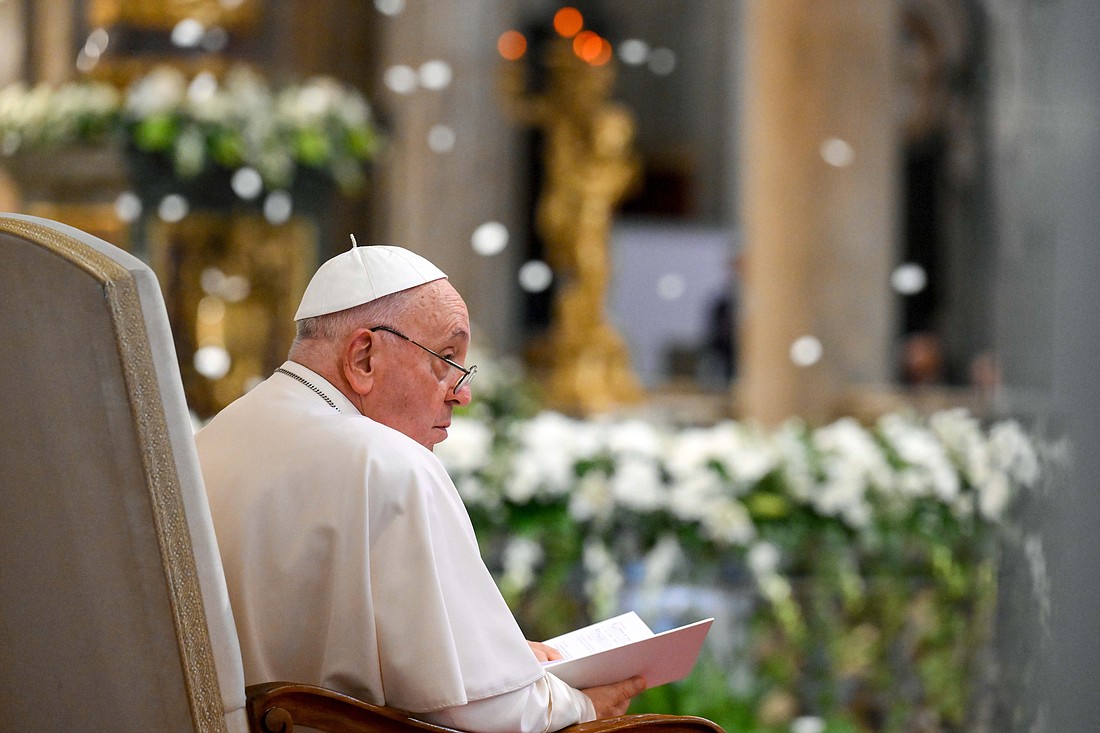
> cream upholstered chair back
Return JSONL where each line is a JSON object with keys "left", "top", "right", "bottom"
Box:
{"left": 0, "top": 214, "right": 249, "bottom": 732}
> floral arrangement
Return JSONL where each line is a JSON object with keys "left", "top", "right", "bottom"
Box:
{"left": 0, "top": 65, "right": 379, "bottom": 194}
{"left": 436, "top": 359, "right": 1047, "bottom": 733}
{"left": 123, "top": 65, "right": 379, "bottom": 193}
{"left": 0, "top": 79, "right": 120, "bottom": 154}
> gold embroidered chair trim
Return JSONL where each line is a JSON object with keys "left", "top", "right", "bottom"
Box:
{"left": 0, "top": 217, "right": 227, "bottom": 733}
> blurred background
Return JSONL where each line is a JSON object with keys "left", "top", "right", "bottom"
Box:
{"left": 1, "top": 1, "right": 1097, "bottom": 731}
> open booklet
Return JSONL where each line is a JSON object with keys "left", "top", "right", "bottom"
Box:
{"left": 540, "top": 612, "right": 714, "bottom": 690}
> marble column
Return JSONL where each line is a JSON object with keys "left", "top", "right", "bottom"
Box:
{"left": 372, "top": 1, "right": 526, "bottom": 354}
{"left": 32, "top": 0, "right": 74, "bottom": 84}
{"left": 737, "top": 0, "right": 900, "bottom": 424}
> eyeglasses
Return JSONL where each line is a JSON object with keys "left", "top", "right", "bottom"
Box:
{"left": 369, "top": 325, "right": 477, "bottom": 393}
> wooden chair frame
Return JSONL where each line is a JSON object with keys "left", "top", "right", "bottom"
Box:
{"left": 246, "top": 683, "right": 724, "bottom": 733}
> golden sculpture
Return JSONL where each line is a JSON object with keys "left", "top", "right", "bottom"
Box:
{"left": 148, "top": 212, "right": 316, "bottom": 417}
{"left": 89, "top": 0, "right": 261, "bottom": 30}
{"left": 501, "top": 38, "right": 644, "bottom": 415}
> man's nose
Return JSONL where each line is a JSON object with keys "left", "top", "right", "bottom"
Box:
{"left": 450, "top": 383, "right": 473, "bottom": 406}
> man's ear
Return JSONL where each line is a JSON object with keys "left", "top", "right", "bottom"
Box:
{"left": 343, "top": 328, "right": 377, "bottom": 396}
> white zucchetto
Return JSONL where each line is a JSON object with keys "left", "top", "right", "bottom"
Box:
{"left": 295, "top": 239, "right": 447, "bottom": 320}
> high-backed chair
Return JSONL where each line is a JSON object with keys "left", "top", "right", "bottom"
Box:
{"left": 0, "top": 213, "right": 723, "bottom": 733}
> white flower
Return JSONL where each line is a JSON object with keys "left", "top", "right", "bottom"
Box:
{"left": 815, "top": 418, "right": 893, "bottom": 489}
{"left": 501, "top": 536, "right": 544, "bottom": 595}
{"left": 974, "top": 471, "right": 1011, "bottom": 521}
{"left": 665, "top": 426, "right": 723, "bottom": 480}
{"left": 187, "top": 88, "right": 235, "bottom": 125}
{"left": 775, "top": 421, "right": 815, "bottom": 502}
{"left": 951, "top": 494, "right": 976, "bottom": 521}
{"left": 20, "top": 84, "right": 52, "bottom": 129}
{"left": 699, "top": 498, "right": 756, "bottom": 546}
{"left": 256, "top": 147, "right": 295, "bottom": 188}
{"left": 604, "top": 418, "right": 664, "bottom": 461}
{"left": 173, "top": 126, "right": 206, "bottom": 177}
{"left": 609, "top": 456, "right": 665, "bottom": 512}
{"left": 791, "top": 716, "right": 826, "bottom": 733}
{"left": 506, "top": 459, "right": 544, "bottom": 505}
{"left": 0, "top": 81, "right": 119, "bottom": 150}
{"left": 815, "top": 459, "right": 875, "bottom": 528}
{"left": 453, "top": 475, "right": 496, "bottom": 509}
{"left": 125, "top": 66, "right": 186, "bottom": 117}
{"left": 989, "top": 420, "right": 1040, "bottom": 488}
{"left": 747, "top": 541, "right": 781, "bottom": 578}
{"left": 583, "top": 541, "right": 624, "bottom": 618}
{"left": 759, "top": 574, "right": 792, "bottom": 602}
{"left": 665, "top": 423, "right": 772, "bottom": 534}
{"left": 840, "top": 499, "right": 872, "bottom": 528}
{"left": 926, "top": 412, "right": 1039, "bottom": 522}
{"left": 466, "top": 352, "right": 523, "bottom": 395}
{"left": 802, "top": 418, "right": 889, "bottom": 528}
{"left": 879, "top": 413, "right": 960, "bottom": 502}
{"left": 891, "top": 467, "right": 925, "bottom": 500}
{"left": 667, "top": 469, "right": 725, "bottom": 522}
{"left": 509, "top": 412, "right": 587, "bottom": 499}
{"left": 717, "top": 421, "right": 780, "bottom": 488}
{"left": 435, "top": 415, "right": 493, "bottom": 475}
{"left": 641, "top": 535, "right": 683, "bottom": 592}
{"left": 929, "top": 408, "right": 989, "bottom": 484}
{"left": 568, "top": 470, "right": 614, "bottom": 523}
{"left": 0, "top": 82, "right": 29, "bottom": 126}
{"left": 278, "top": 77, "right": 346, "bottom": 125}
{"left": 336, "top": 91, "right": 372, "bottom": 127}
{"left": 49, "top": 83, "right": 118, "bottom": 133}
{"left": 437, "top": 419, "right": 497, "bottom": 507}
{"left": 664, "top": 422, "right": 776, "bottom": 495}
{"left": 223, "top": 65, "right": 272, "bottom": 112}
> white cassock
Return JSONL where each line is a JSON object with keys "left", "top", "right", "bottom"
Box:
{"left": 196, "top": 361, "right": 595, "bottom": 733}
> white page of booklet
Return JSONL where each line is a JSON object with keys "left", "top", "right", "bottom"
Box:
{"left": 542, "top": 611, "right": 654, "bottom": 659}
{"left": 541, "top": 612, "right": 713, "bottom": 690}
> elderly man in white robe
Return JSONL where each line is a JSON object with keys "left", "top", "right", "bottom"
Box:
{"left": 196, "top": 241, "right": 645, "bottom": 733}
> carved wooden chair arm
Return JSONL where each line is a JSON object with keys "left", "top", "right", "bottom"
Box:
{"left": 246, "top": 682, "right": 725, "bottom": 733}
{"left": 247, "top": 683, "right": 458, "bottom": 733}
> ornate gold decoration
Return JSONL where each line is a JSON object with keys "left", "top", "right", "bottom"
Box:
{"left": 147, "top": 212, "right": 316, "bottom": 417}
{"left": 89, "top": 54, "right": 237, "bottom": 89}
{"left": 0, "top": 216, "right": 228, "bottom": 733}
{"left": 1, "top": 144, "right": 131, "bottom": 249}
{"left": 20, "top": 200, "right": 131, "bottom": 251}
{"left": 89, "top": 0, "right": 261, "bottom": 31}
{"left": 85, "top": 0, "right": 261, "bottom": 87}
{"left": 501, "top": 38, "right": 644, "bottom": 415}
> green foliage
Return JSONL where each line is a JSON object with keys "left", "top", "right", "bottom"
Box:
{"left": 437, "top": 371, "right": 1048, "bottom": 732}
{"left": 0, "top": 67, "right": 380, "bottom": 195}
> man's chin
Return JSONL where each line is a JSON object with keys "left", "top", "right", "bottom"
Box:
{"left": 425, "top": 425, "right": 449, "bottom": 449}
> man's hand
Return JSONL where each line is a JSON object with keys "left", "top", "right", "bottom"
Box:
{"left": 527, "top": 640, "right": 563, "bottom": 663}
{"left": 583, "top": 676, "right": 646, "bottom": 718}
